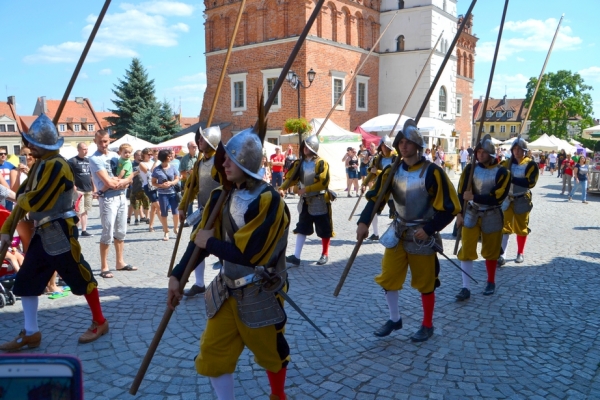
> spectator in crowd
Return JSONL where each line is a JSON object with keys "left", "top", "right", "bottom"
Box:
{"left": 68, "top": 143, "right": 95, "bottom": 237}
{"left": 346, "top": 147, "right": 360, "bottom": 197}
{"left": 89, "top": 130, "right": 137, "bottom": 278}
{"left": 459, "top": 146, "right": 469, "bottom": 170}
{"left": 283, "top": 145, "right": 297, "bottom": 197}
{"left": 179, "top": 141, "right": 198, "bottom": 221}
{"left": 424, "top": 148, "right": 433, "bottom": 162}
{"left": 270, "top": 146, "right": 285, "bottom": 189}
{"left": 96, "top": 143, "right": 133, "bottom": 197}
{"left": 435, "top": 146, "right": 445, "bottom": 167}
{"left": 358, "top": 144, "right": 372, "bottom": 180}
{"left": 548, "top": 150, "right": 558, "bottom": 175}
{"left": 261, "top": 156, "right": 271, "bottom": 183}
{"left": 342, "top": 147, "right": 352, "bottom": 191}
{"left": 569, "top": 155, "right": 589, "bottom": 203}
{"left": 139, "top": 148, "right": 161, "bottom": 232}
{"left": 556, "top": 150, "right": 566, "bottom": 178}
{"left": 560, "top": 154, "right": 575, "bottom": 195}
{"left": 539, "top": 153, "right": 546, "bottom": 175}
{"left": 128, "top": 150, "right": 149, "bottom": 225}
{"left": 151, "top": 149, "right": 180, "bottom": 241}
{"left": 0, "top": 147, "right": 17, "bottom": 211}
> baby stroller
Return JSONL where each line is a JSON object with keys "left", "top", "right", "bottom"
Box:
{"left": 0, "top": 207, "right": 19, "bottom": 308}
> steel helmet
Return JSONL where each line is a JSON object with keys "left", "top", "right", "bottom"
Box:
{"left": 200, "top": 126, "right": 221, "bottom": 150}
{"left": 510, "top": 136, "right": 528, "bottom": 153}
{"left": 477, "top": 134, "right": 496, "bottom": 157}
{"left": 303, "top": 134, "right": 320, "bottom": 155}
{"left": 22, "top": 114, "right": 64, "bottom": 150}
{"left": 393, "top": 119, "right": 426, "bottom": 151}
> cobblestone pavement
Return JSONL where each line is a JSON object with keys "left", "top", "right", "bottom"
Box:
{"left": 2, "top": 172, "right": 600, "bottom": 399}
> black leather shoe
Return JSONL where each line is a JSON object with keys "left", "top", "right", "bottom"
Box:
{"left": 515, "top": 253, "right": 524, "bottom": 263}
{"left": 497, "top": 255, "right": 505, "bottom": 267}
{"left": 455, "top": 288, "right": 471, "bottom": 301}
{"left": 368, "top": 234, "right": 379, "bottom": 241}
{"left": 482, "top": 282, "right": 496, "bottom": 296}
{"left": 183, "top": 222, "right": 190, "bottom": 228}
{"left": 411, "top": 325, "right": 434, "bottom": 342}
{"left": 316, "top": 255, "right": 328, "bottom": 265}
{"left": 374, "top": 319, "right": 403, "bottom": 337}
{"left": 286, "top": 255, "right": 301, "bottom": 267}
{"left": 184, "top": 284, "right": 206, "bottom": 297}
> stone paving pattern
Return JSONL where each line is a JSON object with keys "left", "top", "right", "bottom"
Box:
{"left": 1, "top": 173, "right": 600, "bottom": 399}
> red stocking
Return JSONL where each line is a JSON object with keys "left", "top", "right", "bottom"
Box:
{"left": 267, "top": 368, "right": 286, "bottom": 400}
{"left": 516, "top": 235, "right": 527, "bottom": 254}
{"left": 421, "top": 293, "right": 435, "bottom": 328}
{"left": 84, "top": 288, "right": 106, "bottom": 325}
{"left": 485, "top": 259, "right": 497, "bottom": 284}
{"left": 321, "top": 237, "right": 330, "bottom": 256}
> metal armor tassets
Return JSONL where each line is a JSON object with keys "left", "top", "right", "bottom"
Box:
{"left": 464, "top": 165, "right": 503, "bottom": 233}
{"left": 299, "top": 159, "right": 327, "bottom": 215}
{"left": 205, "top": 182, "right": 287, "bottom": 328}
{"left": 23, "top": 114, "right": 64, "bottom": 150}
{"left": 197, "top": 156, "right": 219, "bottom": 209}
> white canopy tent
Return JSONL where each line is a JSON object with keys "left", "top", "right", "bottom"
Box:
{"left": 59, "top": 142, "right": 97, "bottom": 159}
{"left": 360, "top": 113, "right": 456, "bottom": 152}
{"left": 279, "top": 118, "right": 362, "bottom": 190}
{"left": 108, "top": 134, "right": 154, "bottom": 153}
{"left": 527, "top": 134, "right": 559, "bottom": 151}
{"left": 154, "top": 132, "right": 196, "bottom": 155}
{"left": 549, "top": 135, "right": 578, "bottom": 155}
{"left": 583, "top": 124, "right": 600, "bottom": 139}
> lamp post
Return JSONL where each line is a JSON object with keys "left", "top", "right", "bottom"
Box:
{"left": 286, "top": 68, "right": 316, "bottom": 152}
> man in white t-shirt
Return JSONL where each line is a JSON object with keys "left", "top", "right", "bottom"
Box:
{"left": 459, "top": 146, "right": 469, "bottom": 171}
{"left": 548, "top": 150, "right": 558, "bottom": 175}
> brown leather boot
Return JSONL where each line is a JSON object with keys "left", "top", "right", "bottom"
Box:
{"left": 79, "top": 320, "right": 109, "bottom": 344}
{"left": 0, "top": 330, "right": 42, "bottom": 352}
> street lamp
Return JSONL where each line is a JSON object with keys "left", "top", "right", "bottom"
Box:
{"left": 286, "top": 68, "right": 316, "bottom": 119}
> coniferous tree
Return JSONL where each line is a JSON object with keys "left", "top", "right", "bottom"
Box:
{"left": 108, "top": 58, "right": 156, "bottom": 137}
{"left": 130, "top": 101, "right": 173, "bottom": 143}
{"left": 159, "top": 100, "right": 181, "bottom": 138}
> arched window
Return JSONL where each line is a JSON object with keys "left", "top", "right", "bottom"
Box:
{"left": 439, "top": 86, "right": 447, "bottom": 112}
{"left": 463, "top": 53, "right": 468, "bottom": 76}
{"left": 398, "top": 0, "right": 405, "bottom": 9}
{"left": 330, "top": 4, "right": 338, "bottom": 42}
{"left": 468, "top": 54, "right": 474, "bottom": 78}
{"left": 457, "top": 50, "right": 462, "bottom": 76}
{"left": 396, "top": 35, "right": 405, "bottom": 52}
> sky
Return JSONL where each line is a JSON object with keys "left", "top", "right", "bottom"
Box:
{"left": 1, "top": 0, "right": 598, "bottom": 120}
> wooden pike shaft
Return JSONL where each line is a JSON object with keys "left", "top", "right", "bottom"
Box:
{"left": 313, "top": 12, "right": 398, "bottom": 137}
{"left": 334, "top": 0, "right": 479, "bottom": 297}
{"left": 519, "top": 14, "right": 564, "bottom": 135}
{"left": 132, "top": 0, "right": 327, "bottom": 393}
{"left": 204, "top": 0, "right": 247, "bottom": 126}
{"left": 169, "top": 0, "right": 247, "bottom": 277}
{"left": 453, "top": 0, "right": 510, "bottom": 255}
{"left": 0, "top": 0, "right": 112, "bottom": 264}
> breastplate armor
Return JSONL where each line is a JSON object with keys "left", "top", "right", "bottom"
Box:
{"left": 379, "top": 156, "right": 393, "bottom": 170}
{"left": 509, "top": 162, "right": 528, "bottom": 196}
{"left": 197, "top": 156, "right": 219, "bottom": 207}
{"left": 472, "top": 165, "right": 498, "bottom": 209}
{"left": 29, "top": 188, "right": 76, "bottom": 222}
{"left": 299, "top": 159, "right": 316, "bottom": 189}
{"left": 222, "top": 182, "right": 267, "bottom": 280}
{"left": 391, "top": 163, "right": 435, "bottom": 223}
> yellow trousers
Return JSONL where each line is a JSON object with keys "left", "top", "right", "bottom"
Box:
{"left": 457, "top": 217, "right": 503, "bottom": 261}
{"left": 195, "top": 295, "right": 289, "bottom": 377}
{"left": 375, "top": 243, "right": 438, "bottom": 293}
{"left": 502, "top": 201, "right": 530, "bottom": 236}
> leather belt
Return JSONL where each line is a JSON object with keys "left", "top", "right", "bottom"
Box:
{"left": 509, "top": 193, "right": 528, "bottom": 200}
{"left": 221, "top": 267, "right": 275, "bottom": 289}
{"left": 468, "top": 202, "right": 501, "bottom": 213}
{"left": 34, "top": 210, "right": 78, "bottom": 227}
{"left": 302, "top": 190, "right": 326, "bottom": 198}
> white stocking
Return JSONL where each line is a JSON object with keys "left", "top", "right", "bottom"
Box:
{"left": 210, "top": 373, "right": 235, "bottom": 400}
{"left": 385, "top": 290, "right": 400, "bottom": 322}
{"left": 194, "top": 259, "right": 206, "bottom": 287}
{"left": 22, "top": 296, "right": 39, "bottom": 335}
{"left": 294, "top": 234, "right": 307, "bottom": 259}
{"left": 501, "top": 234, "right": 509, "bottom": 253}
{"left": 372, "top": 214, "right": 379, "bottom": 236}
{"left": 461, "top": 261, "right": 473, "bottom": 290}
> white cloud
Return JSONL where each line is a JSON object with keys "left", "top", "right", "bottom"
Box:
{"left": 488, "top": 73, "right": 531, "bottom": 98}
{"left": 580, "top": 66, "right": 600, "bottom": 83}
{"left": 120, "top": 1, "right": 194, "bottom": 16}
{"left": 516, "top": 57, "right": 525, "bottom": 62}
{"left": 99, "top": 68, "right": 112, "bottom": 75}
{"left": 477, "top": 18, "right": 583, "bottom": 62}
{"left": 24, "top": 2, "right": 193, "bottom": 64}
{"left": 80, "top": 72, "right": 89, "bottom": 79}
{"left": 179, "top": 72, "right": 206, "bottom": 82}
{"left": 166, "top": 83, "right": 207, "bottom": 95}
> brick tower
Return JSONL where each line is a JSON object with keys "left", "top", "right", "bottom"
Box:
{"left": 455, "top": 13, "right": 478, "bottom": 148}
{"left": 199, "top": 0, "right": 381, "bottom": 142}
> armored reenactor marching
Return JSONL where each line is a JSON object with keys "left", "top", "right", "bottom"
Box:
{"left": 361, "top": 135, "right": 397, "bottom": 241}
{"left": 499, "top": 137, "right": 539, "bottom": 265}
{"left": 168, "top": 113, "right": 291, "bottom": 400}
{"left": 178, "top": 125, "right": 222, "bottom": 296}
{"left": 357, "top": 120, "right": 461, "bottom": 342}
{"left": 0, "top": 114, "right": 108, "bottom": 351}
{"left": 279, "top": 135, "right": 334, "bottom": 266}
{"left": 455, "top": 134, "right": 511, "bottom": 300}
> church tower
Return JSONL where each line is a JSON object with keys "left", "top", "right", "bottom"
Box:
{"left": 455, "top": 13, "right": 478, "bottom": 147}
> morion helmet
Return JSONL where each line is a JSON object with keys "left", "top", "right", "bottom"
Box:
{"left": 393, "top": 118, "right": 426, "bottom": 151}
{"left": 477, "top": 134, "right": 496, "bottom": 157}
{"left": 22, "top": 114, "right": 64, "bottom": 151}
{"left": 223, "top": 93, "right": 267, "bottom": 181}
{"left": 303, "top": 134, "right": 320, "bottom": 156}
{"left": 200, "top": 126, "right": 221, "bottom": 150}
{"left": 378, "top": 135, "right": 393, "bottom": 152}
{"left": 510, "top": 136, "right": 528, "bottom": 153}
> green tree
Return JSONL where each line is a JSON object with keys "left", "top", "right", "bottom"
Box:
{"left": 108, "top": 58, "right": 156, "bottom": 137}
{"left": 524, "top": 70, "right": 594, "bottom": 140}
{"left": 158, "top": 100, "right": 181, "bottom": 138}
{"left": 130, "top": 101, "right": 175, "bottom": 144}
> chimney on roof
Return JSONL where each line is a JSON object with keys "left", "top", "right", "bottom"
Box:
{"left": 7, "top": 96, "right": 15, "bottom": 106}
{"left": 41, "top": 96, "right": 47, "bottom": 113}
{"left": 75, "top": 97, "right": 84, "bottom": 104}
{"left": 503, "top": 94, "right": 507, "bottom": 104}
{"left": 479, "top": 95, "right": 483, "bottom": 102}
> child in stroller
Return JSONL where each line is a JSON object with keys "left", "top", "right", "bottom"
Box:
{"left": 0, "top": 238, "right": 22, "bottom": 308}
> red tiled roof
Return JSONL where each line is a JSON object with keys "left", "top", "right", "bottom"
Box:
{"left": 42, "top": 99, "right": 101, "bottom": 126}
{"left": 0, "top": 102, "right": 17, "bottom": 120}
{"left": 179, "top": 117, "right": 199, "bottom": 128}
{"left": 473, "top": 98, "right": 529, "bottom": 123}
{"left": 19, "top": 116, "right": 37, "bottom": 132}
